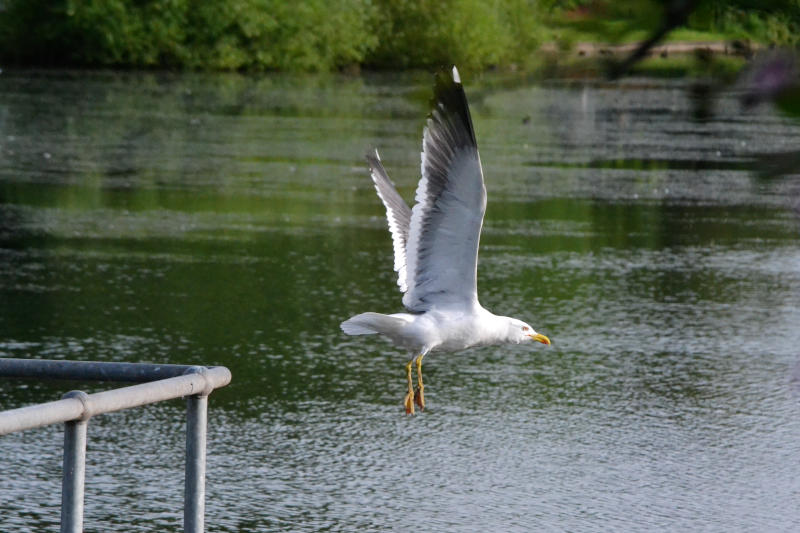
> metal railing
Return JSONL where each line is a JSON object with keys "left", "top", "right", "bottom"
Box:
{"left": 0, "top": 358, "right": 232, "bottom": 533}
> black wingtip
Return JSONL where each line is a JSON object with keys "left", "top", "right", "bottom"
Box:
{"left": 430, "top": 65, "right": 477, "bottom": 147}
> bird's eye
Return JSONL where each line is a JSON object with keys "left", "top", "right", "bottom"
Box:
{"left": 522, "top": 326, "right": 530, "bottom": 332}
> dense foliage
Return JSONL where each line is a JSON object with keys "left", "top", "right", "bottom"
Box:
{"left": 0, "top": 0, "right": 377, "bottom": 70}
{"left": 0, "top": 0, "right": 799, "bottom": 71}
{"left": 367, "top": 0, "right": 543, "bottom": 70}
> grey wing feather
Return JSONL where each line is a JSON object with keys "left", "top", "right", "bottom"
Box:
{"left": 366, "top": 149, "right": 412, "bottom": 293}
{"left": 403, "top": 66, "right": 487, "bottom": 312}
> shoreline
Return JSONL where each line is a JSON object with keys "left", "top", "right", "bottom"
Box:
{"left": 541, "top": 39, "right": 761, "bottom": 59}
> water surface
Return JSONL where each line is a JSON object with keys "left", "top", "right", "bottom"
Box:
{"left": 1, "top": 70, "right": 799, "bottom": 531}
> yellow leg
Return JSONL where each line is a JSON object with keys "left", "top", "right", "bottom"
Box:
{"left": 403, "top": 359, "right": 415, "bottom": 415}
{"left": 414, "top": 353, "right": 426, "bottom": 410}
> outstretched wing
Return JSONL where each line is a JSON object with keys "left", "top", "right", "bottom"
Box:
{"left": 366, "top": 149, "right": 412, "bottom": 293}
{"left": 403, "top": 66, "right": 486, "bottom": 312}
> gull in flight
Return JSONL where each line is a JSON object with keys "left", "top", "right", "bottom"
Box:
{"left": 341, "top": 66, "right": 551, "bottom": 414}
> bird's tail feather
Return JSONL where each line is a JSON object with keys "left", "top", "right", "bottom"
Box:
{"left": 340, "top": 312, "right": 406, "bottom": 336}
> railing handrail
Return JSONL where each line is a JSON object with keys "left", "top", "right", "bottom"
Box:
{"left": 0, "top": 357, "right": 227, "bottom": 383}
{"left": 0, "top": 358, "right": 232, "bottom": 533}
{"left": 0, "top": 364, "right": 231, "bottom": 435}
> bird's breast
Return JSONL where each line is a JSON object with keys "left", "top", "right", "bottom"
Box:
{"left": 427, "top": 312, "right": 489, "bottom": 352}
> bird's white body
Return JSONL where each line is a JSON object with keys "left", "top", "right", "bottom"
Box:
{"left": 343, "top": 306, "right": 535, "bottom": 355}
{"left": 340, "top": 66, "right": 549, "bottom": 412}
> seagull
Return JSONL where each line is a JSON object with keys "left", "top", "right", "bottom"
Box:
{"left": 341, "top": 66, "right": 551, "bottom": 414}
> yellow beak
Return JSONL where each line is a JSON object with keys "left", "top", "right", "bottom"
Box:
{"left": 530, "top": 333, "right": 551, "bottom": 345}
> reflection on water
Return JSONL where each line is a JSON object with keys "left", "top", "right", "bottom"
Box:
{"left": 1, "top": 70, "right": 800, "bottom": 531}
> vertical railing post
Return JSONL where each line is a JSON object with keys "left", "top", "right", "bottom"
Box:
{"left": 61, "top": 391, "right": 90, "bottom": 533}
{"left": 184, "top": 368, "right": 210, "bottom": 533}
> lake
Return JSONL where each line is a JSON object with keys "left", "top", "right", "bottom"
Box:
{"left": 1, "top": 69, "right": 799, "bottom": 531}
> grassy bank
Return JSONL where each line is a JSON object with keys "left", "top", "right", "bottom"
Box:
{"left": 0, "top": 1, "right": 798, "bottom": 73}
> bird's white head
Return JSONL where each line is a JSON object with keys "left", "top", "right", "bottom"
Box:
{"left": 506, "top": 318, "right": 551, "bottom": 346}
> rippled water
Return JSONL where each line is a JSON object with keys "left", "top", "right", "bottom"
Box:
{"left": 1, "top": 70, "right": 800, "bottom": 531}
